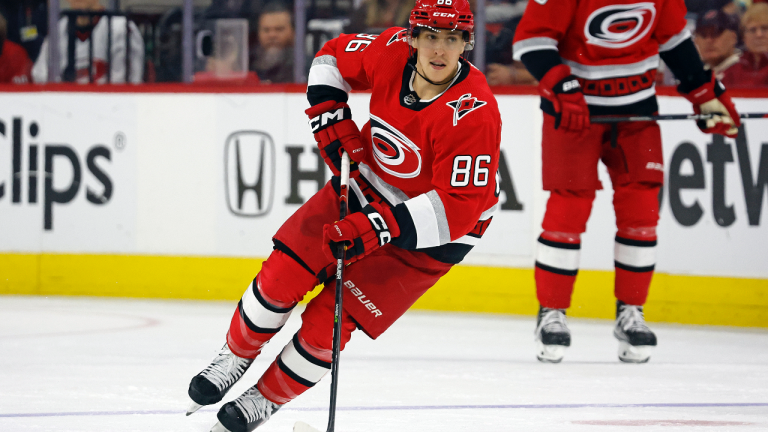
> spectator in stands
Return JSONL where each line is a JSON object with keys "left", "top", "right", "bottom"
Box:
{"left": 345, "top": 0, "right": 412, "bottom": 34}
{"left": 32, "top": 0, "right": 144, "bottom": 84}
{"left": 0, "top": 0, "right": 47, "bottom": 63}
{"left": 721, "top": 2, "right": 768, "bottom": 87}
{"left": 251, "top": 2, "right": 294, "bottom": 83}
{"left": 485, "top": 0, "right": 536, "bottom": 85}
{"left": 694, "top": 9, "right": 741, "bottom": 80}
{"left": 0, "top": 11, "right": 33, "bottom": 83}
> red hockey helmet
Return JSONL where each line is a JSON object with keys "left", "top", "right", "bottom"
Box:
{"left": 408, "top": 0, "right": 475, "bottom": 50}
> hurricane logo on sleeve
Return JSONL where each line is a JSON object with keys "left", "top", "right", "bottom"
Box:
{"left": 370, "top": 115, "right": 422, "bottom": 179}
{"left": 584, "top": 3, "right": 656, "bottom": 49}
{"left": 446, "top": 93, "right": 487, "bottom": 126}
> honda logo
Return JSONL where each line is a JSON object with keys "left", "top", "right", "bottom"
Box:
{"left": 225, "top": 131, "right": 275, "bottom": 217}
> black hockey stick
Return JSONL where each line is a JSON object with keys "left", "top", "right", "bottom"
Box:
{"left": 591, "top": 112, "right": 768, "bottom": 123}
{"left": 294, "top": 151, "right": 351, "bottom": 432}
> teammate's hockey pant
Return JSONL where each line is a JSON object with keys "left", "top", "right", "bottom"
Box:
{"left": 536, "top": 116, "right": 662, "bottom": 309}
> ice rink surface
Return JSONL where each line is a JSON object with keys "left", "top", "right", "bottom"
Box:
{"left": 1, "top": 295, "right": 766, "bottom": 432}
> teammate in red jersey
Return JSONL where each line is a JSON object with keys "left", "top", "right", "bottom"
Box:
{"left": 186, "top": 0, "right": 501, "bottom": 430}
{"left": 512, "top": 0, "right": 740, "bottom": 364}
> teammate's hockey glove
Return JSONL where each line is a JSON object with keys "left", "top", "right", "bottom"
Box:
{"left": 306, "top": 100, "right": 367, "bottom": 178}
{"left": 538, "top": 64, "right": 590, "bottom": 132}
{"left": 679, "top": 71, "right": 740, "bottom": 138}
{"left": 322, "top": 202, "right": 401, "bottom": 265}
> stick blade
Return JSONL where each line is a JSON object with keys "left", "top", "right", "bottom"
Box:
{"left": 293, "top": 421, "right": 323, "bottom": 432}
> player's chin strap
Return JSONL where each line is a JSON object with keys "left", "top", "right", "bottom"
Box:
{"left": 407, "top": 60, "right": 459, "bottom": 87}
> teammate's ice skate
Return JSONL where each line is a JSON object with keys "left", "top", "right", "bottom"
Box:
{"left": 614, "top": 301, "right": 657, "bottom": 363}
{"left": 187, "top": 344, "right": 254, "bottom": 415}
{"left": 209, "top": 386, "right": 280, "bottom": 432}
{"left": 534, "top": 307, "right": 571, "bottom": 363}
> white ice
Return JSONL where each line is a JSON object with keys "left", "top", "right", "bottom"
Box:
{"left": 1, "top": 295, "right": 767, "bottom": 432}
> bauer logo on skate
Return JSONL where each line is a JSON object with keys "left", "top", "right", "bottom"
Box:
{"left": 584, "top": 3, "right": 656, "bottom": 49}
{"left": 370, "top": 115, "right": 422, "bottom": 179}
{"left": 344, "top": 280, "right": 382, "bottom": 317}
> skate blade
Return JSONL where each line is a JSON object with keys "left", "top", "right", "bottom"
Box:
{"left": 186, "top": 400, "right": 203, "bottom": 416}
{"left": 294, "top": 421, "right": 323, "bottom": 432}
{"left": 536, "top": 340, "right": 566, "bottom": 363}
{"left": 210, "top": 421, "right": 232, "bottom": 432}
{"left": 618, "top": 341, "right": 653, "bottom": 363}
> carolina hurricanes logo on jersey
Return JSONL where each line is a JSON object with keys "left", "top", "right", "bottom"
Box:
{"left": 584, "top": 3, "right": 656, "bottom": 49}
{"left": 446, "top": 93, "right": 487, "bottom": 126}
{"left": 387, "top": 29, "right": 408, "bottom": 46}
{"left": 370, "top": 115, "right": 422, "bottom": 179}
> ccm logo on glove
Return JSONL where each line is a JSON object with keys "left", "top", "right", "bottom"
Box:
{"left": 309, "top": 107, "right": 350, "bottom": 132}
{"left": 322, "top": 202, "right": 401, "bottom": 264}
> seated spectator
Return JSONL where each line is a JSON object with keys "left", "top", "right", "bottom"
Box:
{"left": 32, "top": 0, "right": 144, "bottom": 84}
{"left": 344, "top": 0, "right": 411, "bottom": 34}
{"left": 0, "top": 0, "right": 48, "bottom": 63}
{"left": 693, "top": 9, "right": 741, "bottom": 80}
{"left": 721, "top": 2, "right": 768, "bottom": 87}
{"left": 486, "top": 0, "right": 536, "bottom": 85}
{"left": 251, "top": 2, "right": 294, "bottom": 83}
{"left": 0, "top": 11, "right": 33, "bottom": 83}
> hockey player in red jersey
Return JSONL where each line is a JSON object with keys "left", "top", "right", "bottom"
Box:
{"left": 512, "top": 0, "right": 740, "bottom": 364}
{"left": 186, "top": 0, "right": 501, "bottom": 430}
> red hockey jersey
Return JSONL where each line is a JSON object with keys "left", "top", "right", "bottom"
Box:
{"left": 307, "top": 27, "right": 501, "bottom": 264}
{"left": 513, "top": 0, "right": 689, "bottom": 113}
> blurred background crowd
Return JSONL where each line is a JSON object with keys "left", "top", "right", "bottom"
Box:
{"left": 0, "top": 0, "right": 766, "bottom": 87}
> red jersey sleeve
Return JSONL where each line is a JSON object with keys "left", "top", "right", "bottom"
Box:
{"left": 307, "top": 29, "right": 402, "bottom": 106}
{"left": 0, "top": 41, "right": 33, "bottom": 84}
{"left": 511, "top": 0, "right": 577, "bottom": 60}
{"left": 654, "top": 0, "right": 690, "bottom": 51}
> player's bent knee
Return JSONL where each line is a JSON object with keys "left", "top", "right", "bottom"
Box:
{"left": 542, "top": 189, "right": 596, "bottom": 234}
{"left": 614, "top": 182, "right": 661, "bottom": 230}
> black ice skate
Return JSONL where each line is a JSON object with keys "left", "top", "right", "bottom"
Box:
{"left": 534, "top": 306, "right": 571, "bottom": 363}
{"left": 613, "top": 301, "right": 657, "bottom": 363}
{"left": 210, "top": 386, "right": 281, "bottom": 432}
{"left": 187, "top": 344, "right": 254, "bottom": 415}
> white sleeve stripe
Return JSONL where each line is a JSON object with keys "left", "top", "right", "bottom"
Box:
{"left": 512, "top": 37, "right": 559, "bottom": 61}
{"left": 658, "top": 29, "right": 691, "bottom": 53}
{"left": 308, "top": 62, "right": 352, "bottom": 94}
{"left": 241, "top": 281, "right": 293, "bottom": 330}
{"left": 404, "top": 194, "right": 442, "bottom": 249}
